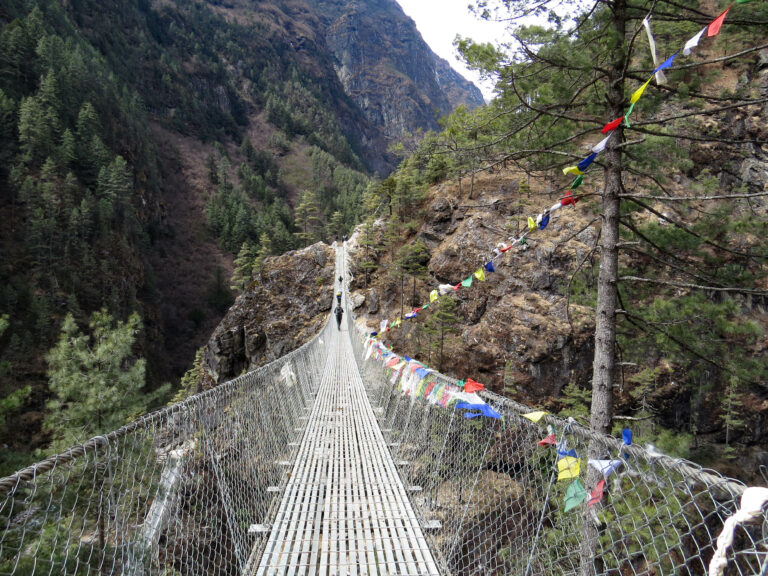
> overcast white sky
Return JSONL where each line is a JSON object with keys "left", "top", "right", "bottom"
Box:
{"left": 395, "top": 0, "right": 510, "bottom": 101}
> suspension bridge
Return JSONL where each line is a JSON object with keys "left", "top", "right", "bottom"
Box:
{"left": 0, "top": 246, "right": 765, "bottom": 576}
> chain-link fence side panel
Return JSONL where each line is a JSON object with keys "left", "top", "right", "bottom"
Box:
{"left": 0, "top": 322, "right": 331, "bottom": 576}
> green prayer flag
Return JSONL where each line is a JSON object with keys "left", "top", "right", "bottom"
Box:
{"left": 422, "top": 302, "right": 429, "bottom": 309}
{"left": 624, "top": 102, "right": 636, "bottom": 127}
{"left": 736, "top": 0, "right": 753, "bottom": 3}
{"left": 571, "top": 175, "right": 583, "bottom": 189}
{"left": 461, "top": 276, "right": 473, "bottom": 288}
{"left": 564, "top": 479, "right": 588, "bottom": 512}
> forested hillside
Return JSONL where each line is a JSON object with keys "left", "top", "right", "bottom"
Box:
{"left": 0, "top": 0, "right": 482, "bottom": 472}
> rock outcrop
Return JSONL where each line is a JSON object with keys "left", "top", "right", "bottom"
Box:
{"left": 345, "top": 172, "right": 598, "bottom": 399}
{"left": 203, "top": 243, "right": 336, "bottom": 383}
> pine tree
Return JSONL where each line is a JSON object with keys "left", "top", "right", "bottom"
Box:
{"left": 230, "top": 242, "right": 255, "bottom": 293}
{"left": 424, "top": 297, "right": 461, "bottom": 372}
{"left": 44, "top": 310, "right": 168, "bottom": 452}
{"left": 294, "top": 189, "right": 323, "bottom": 247}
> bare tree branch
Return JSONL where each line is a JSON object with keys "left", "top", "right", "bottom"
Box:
{"left": 620, "top": 275, "right": 768, "bottom": 296}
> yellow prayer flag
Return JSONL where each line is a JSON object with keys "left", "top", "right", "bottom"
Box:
{"left": 630, "top": 75, "right": 654, "bottom": 104}
{"left": 429, "top": 290, "right": 439, "bottom": 302}
{"left": 557, "top": 457, "right": 581, "bottom": 481}
{"left": 562, "top": 166, "right": 583, "bottom": 176}
{"left": 522, "top": 410, "right": 547, "bottom": 423}
{"left": 392, "top": 318, "right": 402, "bottom": 328}
{"left": 474, "top": 268, "right": 486, "bottom": 282}
{"left": 528, "top": 217, "right": 536, "bottom": 231}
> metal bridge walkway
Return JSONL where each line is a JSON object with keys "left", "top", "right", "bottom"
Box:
{"left": 250, "top": 305, "right": 440, "bottom": 575}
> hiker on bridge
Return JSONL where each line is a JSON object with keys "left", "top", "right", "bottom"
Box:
{"left": 336, "top": 291, "right": 342, "bottom": 304}
{"left": 335, "top": 305, "right": 344, "bottom": 331}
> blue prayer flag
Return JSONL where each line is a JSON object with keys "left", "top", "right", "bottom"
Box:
{"left": 577, "top": 152, "right": 598, "bottom": 171}
{"left": 415, "top": 367, "right": 430, "bottom": 379}
{"left": 485, "top": 261, "right": 496, "bottom": 273}
{"left": 455, "top": 402, "right": 502, "bottom": 420}
{"left": 558, "top": 448, "right": 578, "bottom": 459}
{"left": 622, "top": 428, "right": 632, "bottom": 445}
{"left": 539, "top": 213, "right": 550, "bottom": 230}
{"left": 654, "top": 53, "right": 677, "bottom": 73}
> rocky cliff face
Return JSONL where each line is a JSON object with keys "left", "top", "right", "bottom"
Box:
{"left": 203, "top": 243, "right": 336, "bottom": 383}
{"left": 345, "top": 172, "right": 598, "bottom": 400}
{"left": 313, "top": 0, "right": 485, "bottom": 141}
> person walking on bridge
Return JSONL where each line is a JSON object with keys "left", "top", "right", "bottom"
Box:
{"left": 335, "top": 305, "right": 344, "bottom": 331}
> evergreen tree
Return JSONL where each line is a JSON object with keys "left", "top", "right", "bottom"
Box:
{"left": 424, "top": 297, "right": 461, "bottom": 372}
{"left": 293, "top": 189, "right": 323, "bottom": 247}
{"left": 44, "top": 310, "right": 168, "bottom": 452}
{"left": 230, "top": 242, "right": 255, "bottom": 293}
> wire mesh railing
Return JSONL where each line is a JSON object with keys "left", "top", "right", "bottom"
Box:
{"left": 347, "top": 319, "right": 768, "bottom": 576}
{"left": 0, "top": 320, "right": 331, "bottom": 576}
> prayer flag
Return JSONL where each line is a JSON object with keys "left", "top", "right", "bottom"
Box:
{"left": 558, "top": 447, "right": 578, "bottom": 459}
{"left": 422, "top": 302, "right": 429, "bottom": 309}
{"left": 528, "top": 217, "right": 537, "bottom": 231}
{"left": 577, "top": 152, "right": 597, "bottom": 171}
{"left": 415, "top": 367, "right": 430, "bottom": 379}
{"left": 630, "top": 76, "right": 654, "bottom": 104}
{"left": 453, "top": 284, "right": 461, "bottom": 290}
{"left": 485, "top": 261, "right": 495, "bottom": 273}
{"left": 380, "top": 319, "right": 388, "bottom": 333}
{"left": 557, "top": 456, "right": 581, "bottom": 481}
{"left": 392, "top": 318, "right": 402, "bottom": 328}
{"left": 438, "top": 284, "right": 454, "bottom": 295}
{"left": 538, "top": 213, "right": 550, "bottom": 230}
{"left": 455, "top": 402, "right": 502, "bottom": 420}
{"left": 464, "top": 378, "right": 485, "bottom": 393}
{"left": 564, "top": 479, "right": 588, "bottom": 512}
{"left": 571, "top": 175, "right": 584, "bottom": 189}
{"left": 474, "top": 268, "right": 486, "bottom": 282}
{"left": 602, "top": 116, "right": 624, "bottom": 133}
{"left": 683, "top": 27, "right": 707, "bottom": 55}
{"left": 622, "top": 428, "right": 632, "bottom": 445}
{"left": 592, "top": 134, "right": 612, "bottom": 153}
{"left": 386, "top": 357, "right": 400, "bottom": 368}
{"left": 642, "top": 16, "right": 667, "bottom": 85}
{"left": 588, "top": 479, "right": 606, "bottom": 507}
{"left": 537, "top": 434, "right": 557, "bottom": 446}
{"left": 461, "top": 276, "right": 473, "bottom": 288}
{"left": 430, "top": 290, "right": 439, "bottom": 302}
{"left": 707, "top": 5, "right": 732, "bottom": 37}
{"left": 654, "top": 52, "right": 677, "bottom": 73}
{"left": 522, "top": 410, "right": 547, "bottom": 423}
{"left": 405, "top": 310, "right": 418, "bottom": 319}
{"left": 589, "top": 459, "right": 623, "bottom": 477}
{"left": 424, "top": 382, "right": 436, "bottom": 399}
{"left": 561, "top": 190, "right": 579, "bottom": 207}
{"left": 562, "top": 165, "right": 583, "bottom": 176}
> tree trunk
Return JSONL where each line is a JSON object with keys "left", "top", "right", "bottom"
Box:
{"left": 582, "top": 1, "right": 627, "bottom": 574}
{"left": 400, "top": 274, "right": 404, "bottom": 320}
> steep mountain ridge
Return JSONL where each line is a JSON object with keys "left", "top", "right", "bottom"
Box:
{"left": 316, "top": 0, "right": 485, "bottom": 140}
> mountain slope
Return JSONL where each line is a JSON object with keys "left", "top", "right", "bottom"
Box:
{"left": 317, "top": 0, "right": 485, "bottom": 141}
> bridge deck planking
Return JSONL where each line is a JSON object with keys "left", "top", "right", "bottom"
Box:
{"left": 253, "top": 306, "right": 440, "bottom": 575}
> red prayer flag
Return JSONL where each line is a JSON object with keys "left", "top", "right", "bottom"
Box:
{"left": 561, "top": 190, "right": 579, "bottom": 207}
{"left": 602, "top": 116, "right": 624, "bottom": 133}
{"left": 537, "top": 434, "right": 557, "bottom": 446}
{"left": 464, "top": 378, "right": 485, "bottom": 393}
{"left": 707, "top": 5, "right": 732, "bottom": 37}
{"left": 500, "top": 246, "right": 512, "bottom": 253}
{"left": 454, "top": 284, "right": 461, "bottom": 290}
{"left": 588, "top": 479, "right": 606, "bottom": 507}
